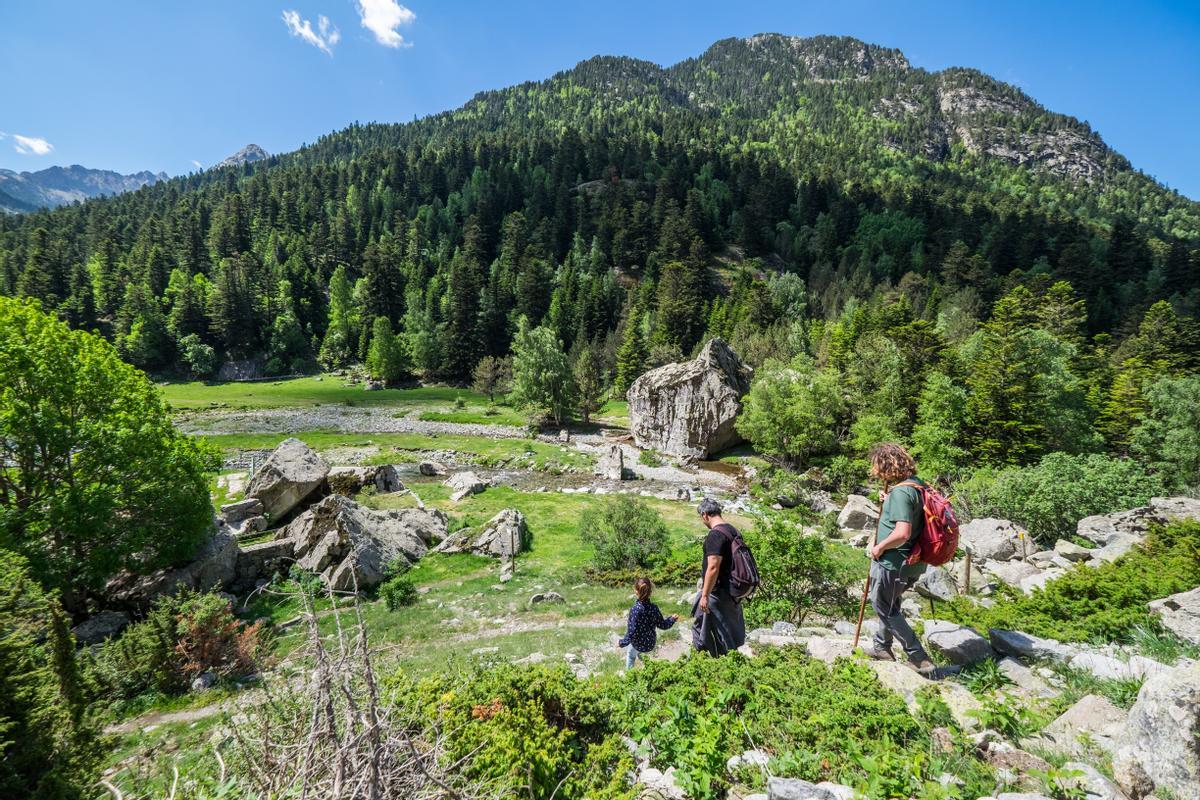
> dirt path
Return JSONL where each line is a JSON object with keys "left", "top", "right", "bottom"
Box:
{"left": 105, "top": 701, "right": 232, "bottom": 735}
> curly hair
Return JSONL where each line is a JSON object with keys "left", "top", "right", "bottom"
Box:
{"left": 868, "top": 443, "right": 917, "bottom": 485}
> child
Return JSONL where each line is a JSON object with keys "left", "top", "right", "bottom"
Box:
{"left": 618, "top": 577, "right": 678, "bottom": 669}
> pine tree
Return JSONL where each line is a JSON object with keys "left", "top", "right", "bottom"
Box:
{"left": 366, "top": 316, "right": 410, "bottom": 385}
{"left": 573, "top": 340, "right": 607, "bottom": 423}
{"left": 318, "top": 264, "right": 357, "bottom": 368}
{"left": 614, "top": 311, "right": 649, "bottom": 395}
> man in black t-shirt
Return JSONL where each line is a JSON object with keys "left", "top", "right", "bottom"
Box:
{"left": 692, "top": 497, "right": 746, "bottom": 656}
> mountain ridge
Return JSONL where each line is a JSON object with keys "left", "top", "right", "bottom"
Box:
{"left": 0, "top": 164, "right": 167, "bottom": 212}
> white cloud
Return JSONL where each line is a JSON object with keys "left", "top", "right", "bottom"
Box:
{"left": 1, "top": 132, "right": 54, "bottom": 156}
{"left": 356, "top": 0, "right": 414, "bottom": 48}
{"left": 282, "top": 9, "right": 340, "bottom": 55}
{"left": 191, "top": 159, "right": 203, "bottom": 169}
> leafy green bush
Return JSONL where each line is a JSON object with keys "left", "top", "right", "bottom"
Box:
{"left": 579, "top": 495, "right": 669, "bottom": 571}
{"left": 584, "top": 555, "right": 695, "bottom": 589}
{"left": 380, "top": 575, "right": 418, "bottom": 611}
{"left": 955, "top": 452, "right": 1164, "bottom": 542}
{"left": 941, "top": 521, "right": 1200, "bottom": 642}
{"left": 387, "top": 663, "right": 632, "bottom": 800}
{"left": 616, "top": 648, "right": 995, "bottom": 800}
{"left": 744, "top": 514, "right": 862, "bottom": 628}
{"left": 90, "top": 590, "right": 266, "bottom": 701}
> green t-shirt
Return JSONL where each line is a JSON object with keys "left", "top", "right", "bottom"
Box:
{"left": 875, "top": 476, "right": 928, "bottom": 577}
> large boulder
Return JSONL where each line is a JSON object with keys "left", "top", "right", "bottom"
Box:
{"left": 1149, "top": 586, "right": 1200, "bottom": 645}
{"left": 103, "top": 523, "right": 237, "bottom": 611}
{"left": 1076, "top": 497, "right": 1198, "bottom": 548}
{"left": 434, "top": 509, "right": 530, "bottom": 559}
{"left": 1034, "top": 694, "right": 1127, "bottom": 757}
{"left": 596, "top": 445, "right": 626, "bottom": 481}
{"left": 767, "top": 778, "right": 845, "bottom": 800}
{"left": 445, "top": 471, "right": 488, "bottom": 502}
{"left": 219, "top": 498, "right": 267, "bottom": 538}
{"left": 327, "top": 465, "right": 404, "bottom": 496}
{"left": 72, "top": 610, "right": 131, "bottom": 646}
{"left": 1112, "top": 661, "right": 1200, "bottom": 799}
{"left": 980, "top": 559, "right": 1040, "bottom": 587}
{"left": 959, "top": 518, "right": 1023, "bottom": 561}
{"left": 923, "top": 620, "right": 994, "bottom": 665}
{"left": 914, "top": 565, "right": 958, "bottom": 601}
{"left": 279, "top": 495, "right": 446, "bottom": 591}
{"left": 245, "top": 438, "right": 329, "bottom": 521}
{"left": 627, "top": 338, "right": 752, "bottom": 460}
{"left": 989, "top": 629, "right": 1078, "bottom": 663}
{"left": 836, "top": 495, "right": 879, "bottom": 531}
{"left": 233, "top": 538, "right": 295, "bottom": 591}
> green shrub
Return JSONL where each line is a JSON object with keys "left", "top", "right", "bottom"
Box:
{"left": 579, "top": 495, "right": 669, "bottom": 571}
{"left": 386, "top": 663, "right": 632, "bottom": 800}
{"left": 380, "top": 575, "right": 418, "bottom": 611}
{"left": 941, "top": 521, "right": 1200, "bottom": 642}
{"left": 1132, "top": 374, "right": 1200, "bottom": 492}
{"left": 0, "top": 549, "right": 102, "bottom": 799}
{"left": 638, "top": 449, "right": 664, "bottom": 468}
{"left": 955, "top": 452, "right": 1164, "bottom": 542}
{"left": 90, "top": 590, "right": 266, "bottom": 701}
{"left": 584, "top": 555, "right": 695, "bottom": 589}
{"left": 744, "top": 514, "right": 862, "bottom": 628}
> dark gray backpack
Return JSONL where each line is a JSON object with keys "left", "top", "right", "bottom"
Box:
{"left": 715, "top": 524, "right": 761, "bottom": 602}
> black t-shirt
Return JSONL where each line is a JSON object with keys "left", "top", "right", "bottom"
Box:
{"left": 702, "top": 524, "right": 737, "bottom": 593}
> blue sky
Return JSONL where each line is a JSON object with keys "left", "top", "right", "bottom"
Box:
{"left": 2, "top": 1, "right": 1198, "bottom": 198}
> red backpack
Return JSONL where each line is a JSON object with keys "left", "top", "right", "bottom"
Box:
{"left": 895, "top": 481, "right": 960, "bottom": 567}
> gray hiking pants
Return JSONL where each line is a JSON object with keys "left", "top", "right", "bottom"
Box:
{"left": 870, "top": 561, "right": 929, "bottom": 663}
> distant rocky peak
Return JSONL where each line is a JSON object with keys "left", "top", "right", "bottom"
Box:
{"left": 738, "top": 33, "right": 912, "bottom": 78}
{"left": 215, "top": 144, "right": 269, "bottom": 169}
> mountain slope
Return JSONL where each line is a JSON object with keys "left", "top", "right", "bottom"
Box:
{"left": 214, "top": 144, "right": 270, "bottom": 170}
{"left": 0, "top": 164, "right": 167, "bottom": 210}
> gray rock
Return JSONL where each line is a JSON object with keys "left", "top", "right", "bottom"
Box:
{"left": 767, "top": 777, "right": 839, "bottom": 800}
{"left": 596, "top": 444, "right": 625, "bottom": 481}
{"left": 1069, "top": 653, "right": 1170, "bottom": 682}
{"left": 990, "top": 629, "right": 1078, "bottom": 663}
{"left": 1027, "top": 549, "right": 1059, "bottom": 568}
{"left": 418, "top": 460, "right": 447, "bottom": 477}
{"left": 245, "top": 438, "right": 329, "bottom": 521}
{"left": 327, "top": 465, "right": 405, "bottom": 496}
{"left": 726, "top": 748, "right": 770, "bottom": 772}
{"left": 772, "top": 621, "right": 798, "bottom": 635}
{"left": 220, "top": 498, "right": 264, "bottom": 528}
{"left": 234, "top": 537, "right": 294, "bottom": 589}
{"left": 107, "top": 522, "right": 239, "bottom": 608}
{"left": 1053, "top": 538, "right": 1094, "bottom": 562}
{"left": 915, "top": 565, "right": 958, "bottom": 601}
{"left": 191, "top": 671, "right": 217, "bottom": 692}
{"left": 72, "top": 610, "right": 131, "bottom": 646}
{"left": 996, "top": 657, "right": 1058, "bottom": 699}
{"left": 1076, "top": 504, "right": 1165, "bottom": 547}
{"left": 1036, "top": 694, "right": 1127, "bottom": 757}
{"left": 975, "top": 738, "right": 1053, "bottom": 781}
{"left": 281, "top": 494, "right": 446, "bottom": 591}
{"left": 1148, "top": 586, "right": 1200, "bottom": 644}
{"left": 833, "top": 619, "right": 879, "bottom": 637}
{"left": 1112, "top": 661, "right": 1200, "bottom": 799}
{"left": 837, "top": 495, "right": 880, "bottom": 530}
{"left": 627, "top": 338, "right": 753, "bottom": 460}
{"left": 978, "top": 559, "right": 1038, "bottom": 587}
{"left": 529, "top": 591, "right": 565, "bottom": 606}
{"left": 959, "top": 518, "right": 1024, "bottom": 561}
{"left": 445, "top": 471, "right": 487, "bottom": 502}
{"left": 1019, "top": 568, "right": 1065, "bottom": 594}
{"left": 1061, "top": 761, "right": 1130, "bottom": 800}
{"left": 1093, "top": 533, "right": 1141, "bottom": 563}
{"left": 996, "top": 794, "right": 1054, "bottom": 800}
{"left": 434, "top": 508, "right": 530, "bottom": 559}
{"left": 923, "top": 620, "right": 994, "bottom": 665}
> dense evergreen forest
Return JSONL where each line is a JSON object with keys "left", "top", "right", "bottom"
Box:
{"left": 0, "top": 34, "right": 1197, "bottom": 471}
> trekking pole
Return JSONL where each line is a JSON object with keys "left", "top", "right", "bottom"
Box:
{"left": 852, "top": 561, "right": 872, "bottom": 651}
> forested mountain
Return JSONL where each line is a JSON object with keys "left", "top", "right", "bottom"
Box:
{"left": 0, "top": 164, "right": 167, "bottom": 211}
{"left": 0, "top": 34, "right": 1197, "bottom": 463}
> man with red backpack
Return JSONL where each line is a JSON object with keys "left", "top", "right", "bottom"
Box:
{"left": 692, "top": 497, "right": 752, "bottom": 656}
{"left": 864, "top": 443, "right": 938, "bottom": 676}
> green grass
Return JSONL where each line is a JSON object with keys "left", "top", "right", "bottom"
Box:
{"left": 419, "top": 407, "right": 527, "bottom": 426}
{"left": 595, "top": 398, "right": 630, "bottom": 427}
{"left": 200, "top": 430, "right": 595, "bottom": 471}
{"left": 161, "top": 375, "right": 500, "bottom": 412}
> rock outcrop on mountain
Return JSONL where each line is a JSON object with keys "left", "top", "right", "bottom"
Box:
{"left": 214, "top": 144, "right": 269, "bottom": 169}
{"left": 627, "top": 338, "right": 752, "bottom": 460}
{"left": 1113, "top": 661, "right": 1200, "bottom": 799}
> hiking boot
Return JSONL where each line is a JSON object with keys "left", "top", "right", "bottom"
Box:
{"left": 863, "top": 646, "right": 895, "bottom": 662}
{"left": 909, "top": 659, "right": 937, "bottom": 678}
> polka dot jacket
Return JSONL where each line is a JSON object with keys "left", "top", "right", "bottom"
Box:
{"left": 619, "top": 599, "right": 676, "bottom": 652}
